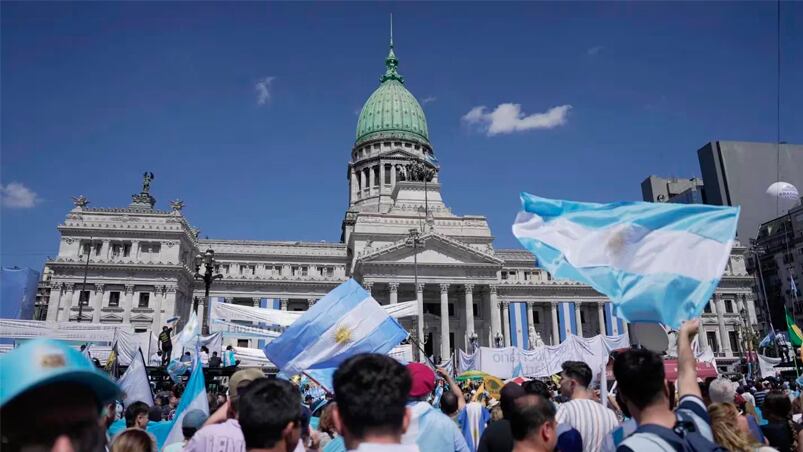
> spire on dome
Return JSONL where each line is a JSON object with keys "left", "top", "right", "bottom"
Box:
{"left": 381, "top": 14, "right": 404, "bottom": 84}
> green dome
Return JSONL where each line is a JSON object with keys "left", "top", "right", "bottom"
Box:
{"left": 355, "top": 45, "right": 429, "bottom": 146}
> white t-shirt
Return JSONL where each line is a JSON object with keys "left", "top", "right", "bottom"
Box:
{"left": 556, "top": 398, "right": 619, "bottom": 452}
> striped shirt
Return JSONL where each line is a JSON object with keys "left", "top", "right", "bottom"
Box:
{"left": 556, "top": 399, "right": 619, "bottom": 452}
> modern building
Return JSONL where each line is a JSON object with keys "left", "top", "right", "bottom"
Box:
{"left": 748, "top": 201, "right": 803, "bottom": 330}
{"left": 38, "top": 37, "right": 757, "bottom": 366}
{"left": 641, "top": 176, "right": 705, "bottom": 204}
{"left": 698, "top": 141, "right": 803, "bottom": 241}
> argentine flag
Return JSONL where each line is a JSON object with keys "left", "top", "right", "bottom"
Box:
{"left": 265, "top": 279, "right": 408, "bottom": 376}
{"left": 512, "top": 193, "right": 739, "bottom": 328}
{"left": 162, "top": 360, "right": 209, "bottom": 448}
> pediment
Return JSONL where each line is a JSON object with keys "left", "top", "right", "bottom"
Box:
{"left": 357, "top": 232, "right": 503, "bottom": 267}
{"left": 130, "top": 314, "right": 153, "bottom": 322}
{"left": 100, "top": 314, "right": 124, "bottom": 323}
{"left": 379, "top": 149, "right": 420, "bottom": 160}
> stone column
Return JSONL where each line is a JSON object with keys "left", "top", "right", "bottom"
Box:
{"left": 59, "top": 283, "right": 75, "bottom": 322}
{"left": 151, "top": 286, "right": 165, "bottom": 330}
{"left": 369, "top": 166, "right": 375, "bottom": 190}
{"left": 502, "top": 301, "right": 511, "bottom": 347}
{"left": 715, "top": 294, "right": 732, "bottom": 354}
{"left": 440, "top": 284, "right": 450, "bottom": 361}
{"left": 364, "top": 281, "right": 374, "bottom": 297}
{"left": 550, "top": 302, "right": 559, "bottom": 345}
{"left": 745, "top": 294, "right": 758, "bottom": 325}
{"left": 526, "top": 302, "right": 535, "bottom": 343}
{"left": 47, "top": 282, "right": 63, "bottom": 322}
{"left": 575, "top": 303, "right": 583, "bottom": 337}
{"left": 464, "top": 284, "right": 475, "bottom": 338}
{"left": 360, "top": 169, "right": 367, "bottom": 193}
{"left": 389, "top": 282, "right": 399, "bottom": 305}
{"left": 391, "top": 165, "right": 397, "bottom": 186}
{"left": 597, "top": 302, "right": 606, "bottom": 335}
{"left": 163, "top": 286, "right": 177, "bottom": 324}
{"left": 349, "top": 166, "right": 357, "bottom": 203}
{"left": 380, "top": 163, "right": 385, "bottom": 190}
{"left": 123, "top": 284, "right": 134, "bottom": 323}
{"left": 417, "top": 283, "right": 425, "bottom": 362}
{"left": 489, "top": 286, "right": 501, "bottom": 345}
{"left": 92, "top": 284, "right": 103, "bottom": 323}
{"left": 280, "top": 298, "right": 288, "bottom": 311}
{"left": 698, "top": 318, "right": 709, "bottom": 349}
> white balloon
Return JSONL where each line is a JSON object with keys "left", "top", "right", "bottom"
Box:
{"left": 766, "top": 181, "right": 800, "bottom": 201}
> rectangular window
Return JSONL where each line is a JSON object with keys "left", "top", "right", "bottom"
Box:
{"left": 239, "top": 265, "right": 244, "bottom": 275}
{"left": 274, "top": 266, "right": 282, "bottom": 276}
{"left": 248, "top": 265, "right": 256, "bottom": 275}
{"left": 580, "top": 311, "right": 586, "bottom": 324}
{"left": 292, "top": 266, "right": 299, "bottom": 276}
{"left": 448, "top": 304, "right": 454, "bottom": 317}
{"left": 237, "top": 339, "right": 249, "bottom": 348}
{"left": 706, "top": 332, "right": 719, "bottom": 352}
{"left": 109, "top": 291, "right": 120, "bottom": 307}
{"left": 81, "top": 242, "right": 91, "bottom": 257}
{"left": 373, "top": 167, "right": 380, "bottom": 187}
{"left": 384, "top": 164, "right": 392, "bottom": 184}
{"left": 79, "top": 290, "right": 90, "bottom": 306}
{"left": 123, "top": 243, "right": 131, "bottom": 257}
{"left": 725, "top": 300, "right": 734, "bottom": 313}
{"left": 326, "top": 267, "right": 334, "bottom": 277}
{"left": 534, "top": 310, "right": 540, "bottom": 323}
{"left": 111, "top": 244, "right": 122, "bottom": 258}
{"left": 704, "top": 303, "right": 712, "bottom": 313}
{"left": 301, "top": 266, "right": 308, "bottom": 277}
{"left": 138, "top": 293, "right": 150, "bottom": 308}
{"left": 501, "top": 272, "right": 508, "bottom": 280}
{"left": 728, "top": 331, "right": 739, "bottom": 352}
{"left": 134, "top": 328, "right": 147, "bottom": 334}
{"left": 94, "top": 243, "right": 102, "bottom": 256}
{"left": 473, "top": 303, "right": 479, "bottom": 317}
{"left": 222, "top": 264, "right": 230, "bottom": 274}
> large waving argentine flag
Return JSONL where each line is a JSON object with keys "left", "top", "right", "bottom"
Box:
{"left": 512, "top": 193, "right": 739, "bottom": 328}
{"left": 265, "top": 279, "right": 408, "bottom": 376}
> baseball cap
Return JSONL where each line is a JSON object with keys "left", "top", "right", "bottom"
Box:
{"left": 229, "top": 368, "right": 265, "bottom": 400}
{"left": 182, "top": 409, "right": 208, "bottom": 430}
{"left": 0, "top": 338, "right": 121, "bottom": 407}
{"left": 407, "top": 362, "right": 435, "bottom": 398}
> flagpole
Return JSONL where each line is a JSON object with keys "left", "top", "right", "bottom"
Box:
{"left": 301, "top": 372, "right": 333, "bottom": 396}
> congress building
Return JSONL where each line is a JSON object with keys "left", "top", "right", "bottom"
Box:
{"left": 39, "top": 38, "right": 757, "bottom": 367}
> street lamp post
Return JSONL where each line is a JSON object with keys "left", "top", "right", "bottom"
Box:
{"left": 77, "top": 237, "right": 93, "bottom": 323}
{"left": 750, "top": 243, "right": 779, "bottom": 357}
{"left": 406, "top": 228, "right": 427, "bottom": 361}
{"left": 194, "top": 249, "right": 223, "bottom": 332}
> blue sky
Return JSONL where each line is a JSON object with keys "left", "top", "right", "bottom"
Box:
{"left": 2, "top": 2, "right": 802, "bottom": 272}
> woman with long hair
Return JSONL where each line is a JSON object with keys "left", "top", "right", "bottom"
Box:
{"left": 708, "top": 403, "right": 775, "bottom": 451}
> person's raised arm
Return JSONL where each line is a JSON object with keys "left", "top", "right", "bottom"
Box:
{"left": 437, "top": 367, "right": 466, "bottom": 411}
{"left": 677, "top": 319, "right": 701, "bottom": 400}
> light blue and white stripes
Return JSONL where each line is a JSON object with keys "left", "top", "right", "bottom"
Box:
{"left": 557, "top": 302, "right": 577, "bottom": 343}
{"left": 604, "top": 302, "right": 624, "bottom": 336}
{"left": 264, "top": 279, "right": 408, "bottom": 376}
{"left": 508, "top": 302, "right": 530, "bottom": 348}
{"left": 257, "top": 298, "right": 281, "bottom": 348}
{"left": 513, "top": 193, "right": 739, "bottom": 328}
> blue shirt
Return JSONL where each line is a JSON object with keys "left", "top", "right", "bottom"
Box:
{"left": 402, "top": 401, "right": 470, "bottom": 452}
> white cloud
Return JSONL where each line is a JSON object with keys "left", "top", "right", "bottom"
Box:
{"left": 255, "top": 76, "right": 276, "bottom": 105}
{"left": 587, "top": 45, "right": 604, "bottom": 56}
{"left": 422, "top": 96, "right": 437, "bottom": 105}
{"left": 462, "top": 103, "right": 572, "bottom": 136}
{"left": 1, "top": 182, "right": 40, "bottom": 208}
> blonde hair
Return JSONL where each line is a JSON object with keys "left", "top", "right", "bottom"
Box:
{"left": 111, "top": 428, "right": 156, "bottom": 452}
{"left": 707, "top": 403, "right": 759, "bottom": 452}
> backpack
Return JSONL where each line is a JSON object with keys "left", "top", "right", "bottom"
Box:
{"left": 620, "top": 411, "right": 727, "bottom": 452}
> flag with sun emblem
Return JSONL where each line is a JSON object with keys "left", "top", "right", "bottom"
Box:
{"left": 512, "top": 193, "right": 739, "bottom": 328}
{"left": 264, "top": 279, "right": 409, "bottom": 376}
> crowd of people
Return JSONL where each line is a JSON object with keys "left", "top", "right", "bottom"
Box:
{"left": 4, "top": 318, "right": 803, "bottom": 452}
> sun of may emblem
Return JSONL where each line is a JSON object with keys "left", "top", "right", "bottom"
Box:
{"left": 334, "top": 325, "right": 352, "bottom": 344}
